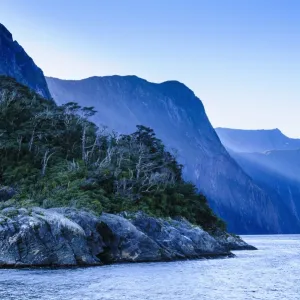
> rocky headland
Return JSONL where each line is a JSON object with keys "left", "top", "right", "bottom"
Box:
{"left": 0, "top": 207, "right": 256, "bottom": 268}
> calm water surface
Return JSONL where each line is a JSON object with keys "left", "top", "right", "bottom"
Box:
{"left": 0, "top": 235, "right": 299, "bottom": 300}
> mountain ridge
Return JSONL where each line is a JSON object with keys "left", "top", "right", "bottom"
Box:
{"left": 216, "top": 127, "right": 300, "bottom": 153}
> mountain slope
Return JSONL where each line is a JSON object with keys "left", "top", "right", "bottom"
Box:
{"left": 230, "top": 149, "right": 300, "bottom": 227}
{"left": 0, "top": 23, "right": 51, "bottom": 99}
{"left": 217, "top": 128, "right": 300, "bottom": 232}
{"left": 46, "top": 76, "right": 291, "bottom": 234}
{"left": 216, "top": 128, "right": 300, "bottom": 153}
{"left": 233, "top": 149, "right": 300, "bottom": 182}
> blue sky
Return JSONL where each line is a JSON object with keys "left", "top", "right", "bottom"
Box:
{"left": 1, "top": 0, "right": 300, "bottom": 137}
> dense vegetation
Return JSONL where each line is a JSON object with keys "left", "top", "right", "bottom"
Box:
{"left": 0, "top": 76, "right": 225, "bottom": 232}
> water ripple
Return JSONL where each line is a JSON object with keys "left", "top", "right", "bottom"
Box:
{"left": 0, "top": 235, "right": 299, "bottom": 300}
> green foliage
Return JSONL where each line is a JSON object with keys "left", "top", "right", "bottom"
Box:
{"left": 0, "top": 76, "right": 226, "bottom": 232}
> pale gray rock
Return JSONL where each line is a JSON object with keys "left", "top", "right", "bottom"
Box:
{"left": 49, "top": 207, "right": 105, "bottom": 260}
{"left": 0, "top": 207, "right": 255, "bottom": 268}
{"left": 0, "top": 207, "right": 101, "bottom": 267}
{"left": 127, "top": 212, "right": 230, "bottom": 259}
{"left": 98, "top": 213, "right": 163, "bottom": 263}
{"left": 0, "top": 208, "right": 256, "bottom": 268}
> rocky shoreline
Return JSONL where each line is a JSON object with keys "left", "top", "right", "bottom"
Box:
{"left": 0, "top": 207, "right": 256, "bottom": 268}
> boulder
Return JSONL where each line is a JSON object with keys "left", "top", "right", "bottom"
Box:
{"left": 126, "top": 212, "right": 231, "bottom": 259}
{"left": 50, "top": 207, "right": 105, "bottom": 259}
{"left": 98, "top": 213, "right": 163, "bottom": 263}
{"left": 0, "top": 186, "right": 16, "bottom": 202}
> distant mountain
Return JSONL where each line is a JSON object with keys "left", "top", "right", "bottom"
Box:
{"left": 216, "top": 128, "right": 300, "bottom": 153}
{"left": 46, "top": 76, "right": 293, "bottom": 234}
{"left": 0, "top": 23, "right": 51, "bottom": 99}
{"left": 217, "top": 128, "right": 300, "bottom": 232}
{"left": 217, "top": 127, "right": 300, "bottom": 183}
{"left": 233, "top": 149, "right": 300, "bottom": 182}
{"left": 230, "top": 149, "right": 300, "bottom": 226}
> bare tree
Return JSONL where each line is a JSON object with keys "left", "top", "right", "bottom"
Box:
{"left": 41, "top": 149, "right": 56, "bottom": 176}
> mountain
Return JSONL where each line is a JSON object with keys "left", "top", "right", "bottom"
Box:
{"left": 230, "top": 150, "right": 300, "bottom": 226}
{"left": 217, "top": 128, "right": 300, "bottom": 231}
{"left": 0, "top": 23, "right": 51, "bottom": 99}
{"left": 232, "top": 149, "right": 300, "bottom": 182}
{"left": 216, "top": 128, "right": 300, "bottom": 153}
{"left": 46, "top": 76, "right": 293, "bottom": 234}
{"left": 217, "top": 127, "right": 300, "bottom": 185}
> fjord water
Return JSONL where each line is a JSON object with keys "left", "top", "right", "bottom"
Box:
{"left": 0, "top": 235, "right": 299, "bottom": 300}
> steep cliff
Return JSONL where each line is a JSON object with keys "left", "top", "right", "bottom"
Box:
{"left": 0, "top": 23, "right": 51, "bottom": 99}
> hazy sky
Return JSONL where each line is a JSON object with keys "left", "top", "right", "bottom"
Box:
{"left": 1, "top": 0, "right": 299, "bottom": 137}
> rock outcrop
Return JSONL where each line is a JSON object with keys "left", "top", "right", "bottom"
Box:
{"left": 126, "top": 212, "right": 229, "bottom": 259}
{"left": 98, "top": 213, "right": 163, "bottom": 263}
{"left": 213, "top": 231, "right": 257, "bottom": 251}
{"left": 0, "top": 207, "right": 102, "bottom": 267}
{"left": 0, "top": 23, "right": 51, "bottom": 99}
{"left": 0, "top": 208, "right": 255, "bottom": 268}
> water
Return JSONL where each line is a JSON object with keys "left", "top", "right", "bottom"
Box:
{"left": 0, "top": 235, "right": 299, "bottom": 300}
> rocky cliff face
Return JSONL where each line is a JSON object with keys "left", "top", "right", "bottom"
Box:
{"left": 46, "top": 76, "right": 287, "bottom": 234}
{"left": 0, "top": 23, "right": 51, "bottom": 99}
{"left": 0, "top": 207, "right": 254, "bottom": 268}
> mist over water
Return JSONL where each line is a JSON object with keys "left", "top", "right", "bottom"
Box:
{"left": 0, "top": 235, "right": 299, "bottom": 300}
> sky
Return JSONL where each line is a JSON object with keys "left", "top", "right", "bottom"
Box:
{"left": 1, "top": 0, "right": 300, "bottom": 137}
